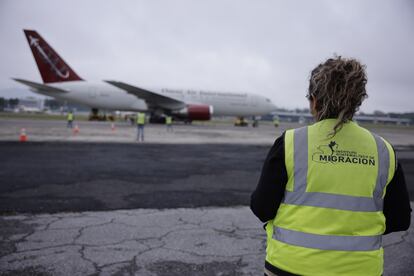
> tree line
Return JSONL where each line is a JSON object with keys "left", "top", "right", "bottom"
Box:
{"left": 0, "top": 98, "right": 19, "bottom": 110}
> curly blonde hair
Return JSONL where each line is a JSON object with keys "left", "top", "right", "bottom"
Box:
{"left": 308, "top": 56, "right": 368, "bottom": 135}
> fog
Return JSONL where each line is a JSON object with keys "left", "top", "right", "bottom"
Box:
{"left": 1, "top": 0, "right": 413, "bottom": 112}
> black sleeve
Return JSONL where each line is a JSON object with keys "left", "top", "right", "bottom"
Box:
{"left": 383, "top": 162, "right": 412, "bottom": 235}
{"left": 250, "top": 132, "right": 288, "bottom": 223}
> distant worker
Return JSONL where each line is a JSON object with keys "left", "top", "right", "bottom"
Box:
{"left": 67, "top": 111, "right": 74, "bottom": 128}
{"left": 272, "top": 115, "right": 279, "bottom": 127}
{"left": 251, "top": 56, "right": 411, "bottom": 276}
{"left": 136, "top": 112, "right": 146, "bottom": 142}
{"left": 165, "top": 115, "right": 173, "bottom": 132}
{"left": 252, "top": 118, "right": 259, "bottom": 128}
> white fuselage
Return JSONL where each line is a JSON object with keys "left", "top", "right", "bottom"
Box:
{"left": 33, "top": 81, "right": 276, "bottom": 116}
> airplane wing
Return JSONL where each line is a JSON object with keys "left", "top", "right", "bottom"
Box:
{"left": 105, "top": 81, "right": 186, "bottom": 110}
{"left": 13, "top": 78, "right": 68, "bottom": 93}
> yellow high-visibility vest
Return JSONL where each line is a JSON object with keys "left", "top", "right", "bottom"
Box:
{"left": 266, "top": 119, "right": 395, "bottom": 276}
{"left": 136, "top": 113, "right": 145, "bottom": 125}
{"left": 166, "top": 116, "right": 172, "bottom": 125}
{"left": 67, "top": 113, "right": 73, "bottom": 121}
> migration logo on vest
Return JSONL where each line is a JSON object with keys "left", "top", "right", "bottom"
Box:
{"left": 312, "top": 141, "right": 375, "bottom": 166}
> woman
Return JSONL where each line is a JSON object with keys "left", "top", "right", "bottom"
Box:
{"left": 251, "top": 56, "right": 411, "bottom": 276}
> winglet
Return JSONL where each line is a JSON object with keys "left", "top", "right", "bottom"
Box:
{"left": 23, "top": 29, "right": 83, "bottom": 83}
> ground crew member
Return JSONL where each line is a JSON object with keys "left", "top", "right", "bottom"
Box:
{"left": 251, "top": 56, "right": 411, "bottom": 276}
{"left": 272, "top": 116, "right": 280, "bottom": 127}
{"left": 67, "top": 111, "right": 74, "bottom": 128}
{"left": 136, "top": 112, "right": 145, "bottom": 142}
{"left": 165, "top": 115, "right": 173, "bottom": 132}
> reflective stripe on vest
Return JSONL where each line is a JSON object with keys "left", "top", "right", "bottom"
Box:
{"left": 273, "top": 126, "right": 390, "bottom": 251}
{"left": 282, "top": 126, "right": 390, "bottom": 212}
{"left": 273, "top": 226, "right": 382, "bottom": 251}
{"left": 372, "top": 133, "right": 390, "bottom": 210}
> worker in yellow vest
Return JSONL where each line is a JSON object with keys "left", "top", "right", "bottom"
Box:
{"left": 272, "top": 115, "right": 280, "bottom": 128}
{"left": 165, "top": 115, "right": 173, "bottom": 132}
{"left": 67, "top": 111, "right": 74, "bottom": 128}
{"left": 251, "top": 56, "right": 411, "bottom": 276}
{"left": 136, "top": 112, "right": 146, "bottom": 141}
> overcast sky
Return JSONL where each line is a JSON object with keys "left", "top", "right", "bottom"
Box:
{"left": 0, "top": 0, "right": 413, "bottom": 112}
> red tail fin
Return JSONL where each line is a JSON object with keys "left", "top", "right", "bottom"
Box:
{"left": 23, "top": 30, "right": 83, "bottom": 83}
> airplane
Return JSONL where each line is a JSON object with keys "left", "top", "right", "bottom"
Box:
{"left": 14, "top": 30, "right": 276, "bottom": 122}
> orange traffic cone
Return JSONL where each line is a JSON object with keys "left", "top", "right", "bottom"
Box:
{"left": 20, "top": 128, "right": 27, "bottom": 142}
{"left": 73, "top": 124, "right": 80, "bottom": 135}
{"left": 111, "top": 123, "right": 115, "bottom": 131}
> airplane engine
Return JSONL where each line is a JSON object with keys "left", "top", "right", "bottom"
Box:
{"left": 175, "top": 104, "right": 213, "bottom": 121}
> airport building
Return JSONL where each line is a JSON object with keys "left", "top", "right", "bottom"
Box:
{"left": 264, "top": 111, "right": 412, "bottom": 126}
{"left": 16, "top": 97, "right": 44, "bottom": 112}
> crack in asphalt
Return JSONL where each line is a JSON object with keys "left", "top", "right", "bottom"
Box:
{"left": 384, "top": 230, "right": 411, "bottom": 249}
{"left": 2, "top": 211, "right": 252, "bottom": 274}
{"left": 79, "top": 244, "right": 100, "bottom": 275}
{"left": 1, "top": 206, "right": 413, "bottom": 275}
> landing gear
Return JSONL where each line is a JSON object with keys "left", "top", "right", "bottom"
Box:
{"left": 88, "top": 108, "right": 114, "bottom": 121}
{"left": 149, "top": 115, "right": 166, "bottom": 124}
{"left": 89, "top": 108, "right": 100, "bottom": 120}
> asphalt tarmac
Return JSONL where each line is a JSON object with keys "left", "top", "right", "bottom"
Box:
{"left": 0, "top": 118, "right": 413, "bottom": 275}
{"left": 1, "top": 205, "right": 412, "bottom": 276}
{"left": 0, "top": 142, "right": 267, "bottom": 213}
{"left": 0, "top": 141, "right": 413, "bottom": 214}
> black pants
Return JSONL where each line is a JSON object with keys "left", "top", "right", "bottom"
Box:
{"left": 265, "top": 261, "right": 299, "bottom": 276}
{"left": 264, "top": 261, "right": 383, "bottom": 276}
